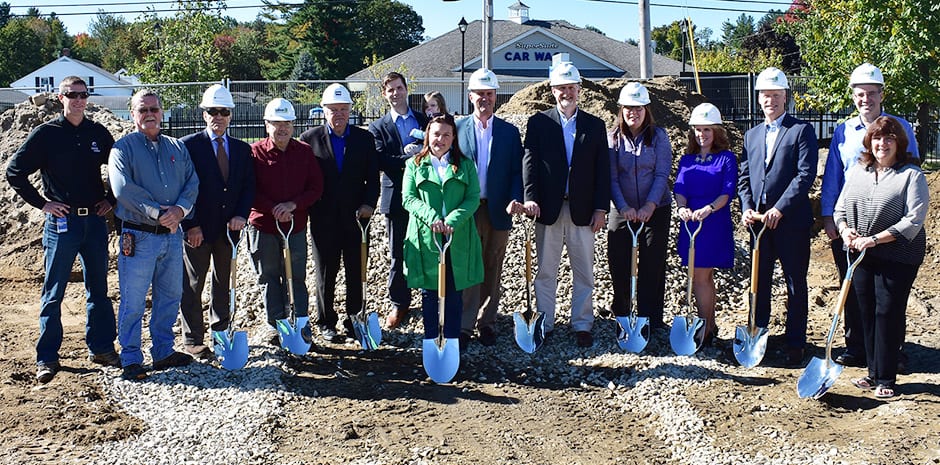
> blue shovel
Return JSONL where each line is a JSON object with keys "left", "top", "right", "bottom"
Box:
{"left": 798, "top": 247, "right": 866, "bottom": 399}
{"left": 212, "top": 228, "right": 249, "bottom": 370}
{"left": 513, "top": 216, "right": 545, "bottom": 354}
{"left": 423, "top": 232, "right": 459, "bottom": 383}
{"left": 670, "top": 220, "right": 706, "bottom": 356}
{"left": 275, "top": 217, "right": 311, "bottom": 355}
{"left": 352, "top": 211, "right": 382, "bottom": 350}
{"left": 616, "top": 221, "right": 649, "bottom": 353}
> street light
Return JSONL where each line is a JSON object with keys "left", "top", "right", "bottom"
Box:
{"left": 679, "top": 19, "right": 688, "bottom": 74}
{"left": 458, "top": 16, "right": 469, "bottom": 115}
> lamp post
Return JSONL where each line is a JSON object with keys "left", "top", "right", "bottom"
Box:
{"left": 458, "top": 16, "right": 468, "bottom": 115}
{"left": 679, "top": 19, "right": 688, "bottom": 74}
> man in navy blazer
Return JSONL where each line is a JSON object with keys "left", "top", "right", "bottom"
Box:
{"left": 179, "top": 84, "right": 255, "bottom": 358}
{"left": 737, "top": 67, "right": 818, "bottom": 367}
{"left": 368, "top": 72, "right": 429, "bottom": 329}
{"left": 522, "top": 59, "right": 610, "bottom": 348}
{"left": 301, "top": 83, "right": 380, "bottom": 343}
{"left": 456, "top": 68, "right": 525, "bottom": 348}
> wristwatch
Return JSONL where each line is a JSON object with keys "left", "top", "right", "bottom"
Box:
{"left": 870, "top": 235, "right": 879, "bottom": 245}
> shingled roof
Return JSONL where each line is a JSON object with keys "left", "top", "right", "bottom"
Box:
{"left": 347, "top": 19, "right": 682, "bottom": 80}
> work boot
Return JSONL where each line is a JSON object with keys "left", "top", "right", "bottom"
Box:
{"left": 89, "top": 350, "right": 121, "bottom": 367}
{"left": 36, "top": 361, "right": 60, "bottom": 384}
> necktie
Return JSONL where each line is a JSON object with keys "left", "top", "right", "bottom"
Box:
{"left": 216, "top": 136, "right": 229, "bottom": 182}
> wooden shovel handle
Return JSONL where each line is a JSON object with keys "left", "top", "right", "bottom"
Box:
{"left": 438, "top": 261, "right": 446, "bottom": 299}
{"left": 360, "top": 242, "right": 367, "bottom": 282}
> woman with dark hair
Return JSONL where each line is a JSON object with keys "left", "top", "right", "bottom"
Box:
{"left": 402, "top": 114, "right": 483, "bottom": 343}
{"left": 422, "top": 91, "right": 449, "bottom": 117}
{"left": 607, "top": 82, "right": 673, "bottom": 331}
{"left": 834, "top": 115, "right": 928, "bottom": 399}
{"left": 673, "top": 103, "right": 737, "bottom": 344}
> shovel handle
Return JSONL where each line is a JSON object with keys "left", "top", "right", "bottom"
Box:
{"left": 525, "top": 236, "right": 532, "bottom": 282}
{"left": 360, "top": 242, "right": 368, "bottom": 282}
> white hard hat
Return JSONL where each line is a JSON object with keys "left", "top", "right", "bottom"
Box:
{"left": 549, "top": 62, "right": 581, "bottom": 86}
{"left": 264, "top": 98, "right": 296, "bottom": 121}
{"left": 849, "top": 63, "right": 885, "bottom": 87}
{"left": 199, "top": 84, "right": 235, "bottom": 109}
{"left": 618, "top": 82, "right": 650, "bottom": 106}
{"left": 688, "top": 103, "right": 722, "bottom": 126}
{"left": 468, "top": 68, "right": 499, "bottom": 90}
{"left": 321, "top": 83, "right": 352, "bottom": 105}
{"left": 754, "top": 67, "right": 789, "bottom": 90}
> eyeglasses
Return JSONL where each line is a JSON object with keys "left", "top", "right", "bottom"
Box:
{"left": 135, "top": 107, "right": 162, "bottom": 114}
{"left": 206, "top": 108, "right": 231, "bottom": 117}
{"left": 62, "top": 91, "right": 89, "bottom": 100}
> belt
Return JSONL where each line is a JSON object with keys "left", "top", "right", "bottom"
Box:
{"left": 562, "top": 194, "right": 569, "bottom": 201}
{"left": 121, "top": 220, "right": 172, "bottom": 234}
{"left": 73, "top": 207, "right": 91, "bottom": 216}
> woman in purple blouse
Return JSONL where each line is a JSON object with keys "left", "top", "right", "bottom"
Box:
{"left": 674, "top": 103, "right": 738, "bottom": 345}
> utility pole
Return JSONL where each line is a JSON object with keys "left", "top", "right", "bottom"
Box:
{"left": 638, "top": 0, "right": 653, "bottom": 78}
{"left": 482, "top": 0, "right": 493, "bottom": 69}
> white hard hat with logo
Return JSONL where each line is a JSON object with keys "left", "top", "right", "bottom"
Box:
{"left": 264, "top": 98, "right": 296, "bottom": 121}
{"left": 468, "top": 68, "right": 499, "bottom": 90}
{"left": 200, "top": 84, "right": 235, "bottom": 109}
{"left": 321, "top": 83, "right": 353, "bottom": 105}
{"left": 618, "top": 82, "right": 650, "bottom": 106}
{"left": 849, "top": 63, "right": 885, "bottom": 87}
{"left": 754, "top": 67, "right": 789, "bottom": 90}
{"left": 549, "top": 62, "right": 581, "bottom": 86}
{"left": 688, "top": 103, "right": 722, "bottom": 126}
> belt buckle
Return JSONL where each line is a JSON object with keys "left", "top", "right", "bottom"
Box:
{"left": 76, "top": 207, "right": 90, "bottom": 216}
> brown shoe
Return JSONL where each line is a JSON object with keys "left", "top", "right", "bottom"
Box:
{"left": 152, "top": 351, "right": 194, "bottom": 370}
{"left": 385, "top": 307, "right": 409, "bottom": 329}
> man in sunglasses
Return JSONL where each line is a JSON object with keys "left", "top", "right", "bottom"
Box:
{"left": 109, "top": 89, "right": 199, "bottom": 380}
{"left": 7, "top": 76, "right": 120, "bottom": 383}
{"left": 177, "top": 85, "right": 255, "bottom": 359}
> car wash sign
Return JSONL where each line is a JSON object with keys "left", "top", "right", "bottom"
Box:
{"left": 491, "top": 29, "right": 622, "bottom": 76}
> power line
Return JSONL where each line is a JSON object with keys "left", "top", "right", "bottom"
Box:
{"left": 583, "top": 0, "right": 792, "bottom": 15}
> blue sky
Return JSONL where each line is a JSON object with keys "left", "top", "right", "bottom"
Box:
{"left": 19, "top": 0, "right": 788, "bottom": 44}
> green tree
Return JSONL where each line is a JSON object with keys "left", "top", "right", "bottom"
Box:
{"left": 0, "top": 3, "right": 10, "bottom": 28}
{"left": 720, "top": 13, "right": 755, "bottom": 50}
{"left": 268, "top": 0, "right": 423, "bottom": 79}
{"left": 0, "top": 19, "right": 44, "bottom": 86}
{"left": 216, "top": 26, "right": 267, "bottom": 79}
{"left": 783, "top": 0, "right": 939, "bottom": 151}
{"left": 696, "top": 48, "right": 784, "bottom": 73}
{"left": 741, "top": 19, "right": 801, "bottom": 73}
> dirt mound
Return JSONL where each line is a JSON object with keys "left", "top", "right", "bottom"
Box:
{"left": 0, "top": 94, "right": 135, "bottom": 277}
{"left": 498, "top": 76, "right": 742, "bottom": 158}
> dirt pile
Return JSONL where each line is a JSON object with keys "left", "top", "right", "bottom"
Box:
{"left": 0, "top": 94, "right": 134, "bottom": 277}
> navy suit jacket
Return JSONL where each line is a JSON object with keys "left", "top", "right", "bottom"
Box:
{"left": 456, "top": 115, "right": 523, "bottom": 231}
{"left": 180, "top": 130, "right": 255, "bottom": 243}
{"left": 523, "top": 108, "right": 610, "bottom": 226}
{"left": 737, "top": 113, "right": 818, "bottom": 230}
{"left": 368, "top": 111, "right": 428, "bottom": 215}
{"left": 300, "top": 124, "right": 380, "bottom": 234}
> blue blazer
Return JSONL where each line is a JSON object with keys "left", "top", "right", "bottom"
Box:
{"left": 368, "top": 111, "right": 429, "bottom": 215}
{"left": 456, "top": 115, "right": 523, "bottom": 231}
{"left": 737, "top": 113, "right": 818, "bottom": 230}
{"left": 523, "top": 108, "right": 610, "bottom": 226}
{"left": 180, "top": 130, "right": 255, "bottom": 243}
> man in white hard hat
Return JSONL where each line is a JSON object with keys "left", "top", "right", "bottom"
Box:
{"left": 821, "top": 63, "right": 918, "bottom": 369}
{"left": 368, "top": 72, "right": 429, "bottom": 329}
{"left": 108, "top": 89, "right": 199, "bottom": 380}
{"left": 737, "top": 66, "right": 818, "bottom": 367}
{"left": 6, "top": 76, "right": 120, "bottom": 383}
{"left": 456, "top": 68, "right": 525, "bottom": 349}
{"left": 177, "top": 84, "right": 256, "bottom": 359}
{"left": 300, "top": 83, "right": 379, "bottom": 343}
{"left": 522, "top": 58, "right": 610, "bottom": 348}
{"left": 247, "top": 98, "right": 323, "bottom": 347}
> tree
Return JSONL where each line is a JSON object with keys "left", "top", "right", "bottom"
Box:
{"left": 696, "top": 48, "right": 784, "bottom": 73}
{"left": 741, "top": 19, "right": 801, "bottom": 73}
{"left": 585, "top": 25, "right": 605, "bottom": 36}
{"left": 216, "top": 26, "right": 267, "bottom": 79}
{"left": 0, "top": 19, "right": 44, "bottom": 86}
{"left": 90, "top": 13, "right": 146, "bottom": 72}
{"left": 783, "top": 0, "right": 939, "bottom": 151}
{"left": 268, "top": 0, "right": 423, "bottom": 79}
{"left": 0, "top": 2, "right": 10, "bottom": 28}
{"left": 720, "top": 13, "right": 755, "bottom": 50}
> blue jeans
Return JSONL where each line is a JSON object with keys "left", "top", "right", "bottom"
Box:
{"left": 247, "top": 226, "right": 309, "bottom": 325}
{"left": 38, "top": 213, "right": 116, "bottom": 364}
{"left": 117, "top": 229, "right": 184, "bottom": 367}
{"left": 420, "top": 256, "right": 462, "bottom": 339}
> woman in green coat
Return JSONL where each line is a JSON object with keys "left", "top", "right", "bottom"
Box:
{"left": 402, "top": 114, "right": 483, "bottom": 340}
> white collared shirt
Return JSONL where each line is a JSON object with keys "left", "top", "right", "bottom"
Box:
{"left": 764, "top": 112, "right": 785, "bottom": 166}
{"left": 430, "top": 152, "right": 451, "bottom": 216}
{"left": 473, "top": 114, "right": 494, "bottom": 198}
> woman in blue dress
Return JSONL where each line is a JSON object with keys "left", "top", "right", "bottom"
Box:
{"left": 674, "top": 103, "right": 737, "bottom": 344}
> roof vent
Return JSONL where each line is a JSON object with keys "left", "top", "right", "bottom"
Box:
{"left": 508, "top": 1, "right": 529, "bottom": 24}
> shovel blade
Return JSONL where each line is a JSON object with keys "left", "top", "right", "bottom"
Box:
{"left": 732, "top": 325, "right": 769, "bottom": 368}
{"left": 353, "top": 312, "right": 383, "bottom": 351}
{"left": 512, "top": 311, "right": 546, "bottom": 354}
{"left": 670, "top": 316, "right": 705, "bottom": 356}
{"left": 422, "top": 337, "right": 460, "bottom": 383}
{"left": 276, "top": 316, "right": 311, "bottom": 355}
{"left": 615, "top": 316, "right": 649, "bottom": 353}
{"left": 797, "top": 356, "right": 844, "bottom": 399}
{"left": 212, "top": 330, "right": 249, "bottom": 370}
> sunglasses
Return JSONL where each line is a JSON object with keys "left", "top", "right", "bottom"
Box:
{"left": 135, "top": 106, "right": 162, "bottom": 114}
{"left": 62, "top": 91, "right": 89, "bottom": 99}
{"left": 206, "top": 108, "right": 231, "bottom": 117}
